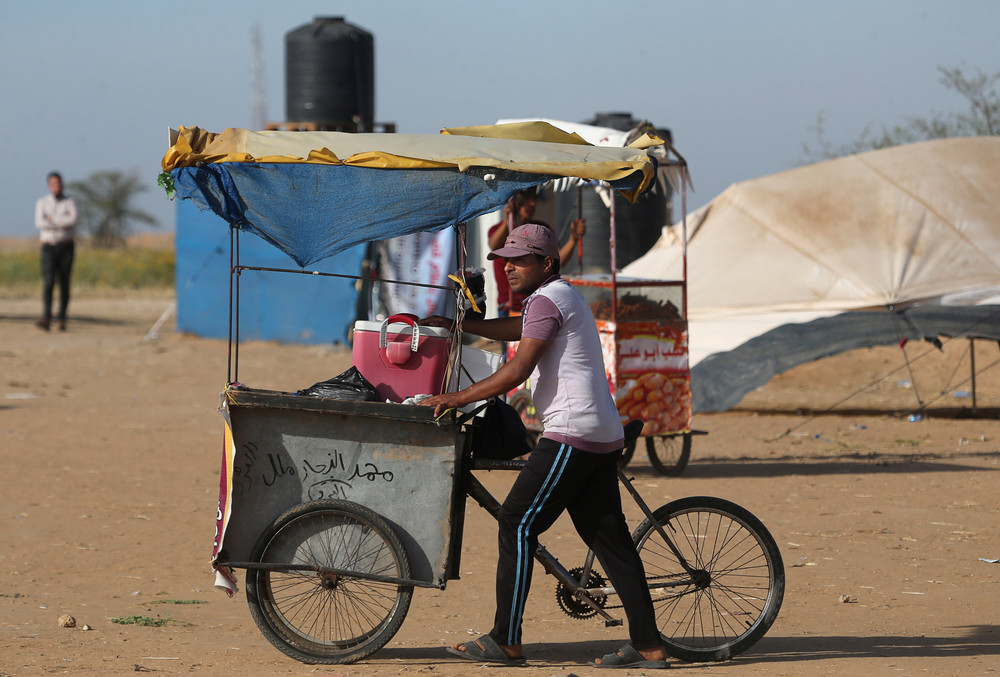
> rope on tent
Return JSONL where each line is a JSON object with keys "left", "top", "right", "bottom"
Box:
{"left": 910, "top": 352, "right": 1000, "bottom": 413}
{"left": 771, "top": 306, "right": 1000, "bottom": 441}
{"left": 769, "top": 341, "right": 943, "bottom": 441}
{"left": 939, "top": 340, "right": 972, "bottom": 399}
{"left": 888, "top": 304, "right": 926, "bottom": 408}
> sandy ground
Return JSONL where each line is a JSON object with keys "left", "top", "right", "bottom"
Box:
{"left": 1, "top": 294, "right": 998, "bottom": 676}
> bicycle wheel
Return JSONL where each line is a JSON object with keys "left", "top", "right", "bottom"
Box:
{"left": 632, "top": 496, "right": 784, "bottom": 662}
{"left": 246, "top": 499, "right": 413, "bottom": 664}
{"left": 646, "top": 433, "right": 692, "bottom": 476}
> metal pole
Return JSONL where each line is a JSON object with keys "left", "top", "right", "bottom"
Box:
{"left": 577, "top": 185, "right": 583, "bottom": 275}
{"left": 681, "top": 163, "right": 689, "bottom": 320}
{"left": 970, "top": 338, "right": 977, "bottom": 413}
{"left": 226, "top": 227, "right": 234, "bottom": 385}
{"left": 234, "top": 229, "right": 240, "bottom": 384}
{"left": 609, "top": 184, "right": 618, "bottom": 322}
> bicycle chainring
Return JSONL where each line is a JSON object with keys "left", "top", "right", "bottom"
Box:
{"left": 555, "top": 567, "right": 608, "bottom": 619}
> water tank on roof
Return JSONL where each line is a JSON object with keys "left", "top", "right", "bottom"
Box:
{"left": 285, "top": 16, "right": 375, "bottom": 131}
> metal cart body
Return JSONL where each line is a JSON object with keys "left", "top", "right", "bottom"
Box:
{"left": 217, "top": 389, "right": 466, "bottom": 587}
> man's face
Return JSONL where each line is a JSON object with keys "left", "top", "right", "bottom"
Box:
{"left": 48, "top": 176, "right": 63, "bottom": 196}
{"left": 518, "top": 195, "right": 537, "bottom": 221}
{"left": 504, "top": 253, "right": 552, "bottom": 295}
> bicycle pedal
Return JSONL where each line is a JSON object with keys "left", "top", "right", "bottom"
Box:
{"left": 604, "top": 619, "right": 623, "bottom": 627}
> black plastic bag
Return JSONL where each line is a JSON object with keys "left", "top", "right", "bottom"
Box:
{"left": 296, "top": 366, "right": 379, "bottom": 402}
{"left": 471, "top": 397, "right": 534, "bottom": 459}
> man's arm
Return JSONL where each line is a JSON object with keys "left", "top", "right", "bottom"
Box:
{"left": 35, "top": 198, "right": 48, "bottom": 231}
{"left": 558, "top": 218, "right": 585, "bottom": 267}
{"left": 488, "top": 219, "right": 509, "bottom": 250}
{"left": 52, "top": 198, "right": 77, "bottom": 228}
{"left": 419, "top": 336, "right": 549, "bottom": 416}
{"left": 420, "top": 314, "right": 523, "bottom": 342}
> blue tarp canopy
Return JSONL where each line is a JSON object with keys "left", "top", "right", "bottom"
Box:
{"left": 163, "top": 124, "right": 661, "bottom": 266}
{"left": 172, "top": 164, "right": 551, "bottom": 266}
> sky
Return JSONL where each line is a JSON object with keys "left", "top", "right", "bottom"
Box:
{"left": 1, "top": 0, "right": 998, "bottom": 239}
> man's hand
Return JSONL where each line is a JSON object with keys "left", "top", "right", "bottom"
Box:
{"left": 419, "top": 315, "right": 455, "bottom": 330}
{"left": 570, "top": 218, "right": 586, "bottom": 239}
{"left": 418, "top": 392, "right": 466, "bottom": 418}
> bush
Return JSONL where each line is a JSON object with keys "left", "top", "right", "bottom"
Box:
{"left": 0, "top": 243, "right": 174, "bottom": 294}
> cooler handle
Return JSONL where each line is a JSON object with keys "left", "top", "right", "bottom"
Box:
{"left": 379, "top": 314, "right": 420, "bottom": 365}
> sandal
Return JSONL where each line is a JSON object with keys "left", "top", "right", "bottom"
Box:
{"left": 593, "top": 644, "right": 669, "bottom": 669}
{"left": 446, "top": 634, "right": 526, "bottom": 666}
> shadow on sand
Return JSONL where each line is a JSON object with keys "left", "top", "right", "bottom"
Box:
{"left": 374, "top": 624, "right": 999, "bottom": 667}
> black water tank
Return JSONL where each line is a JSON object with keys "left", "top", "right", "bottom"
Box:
{"left": 285, "top": 16, "right": 375, "bottom": 131}
{"left": 536, "top": 112, "right": 673, "bottom": 273}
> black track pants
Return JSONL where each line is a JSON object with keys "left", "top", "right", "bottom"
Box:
{"left": 489, "top": 437, "right": 661, "bottom": 650}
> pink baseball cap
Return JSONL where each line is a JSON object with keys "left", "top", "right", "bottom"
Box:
{"left": 488, "top": 223, "right": 559, "bottom": 260}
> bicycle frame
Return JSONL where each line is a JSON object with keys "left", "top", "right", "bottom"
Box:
{"left": 463, "top": 457, "right": 703, "bottom": 627}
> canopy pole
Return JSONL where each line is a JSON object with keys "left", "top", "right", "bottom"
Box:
{"left": 681, "top": 163, "right": 689, "bottom": 320}
{"left": 609, "top": 183, "right": 618, "bottom": 322}
{"left": 970, "top": 338, "right": 978, "bottom": 413}
{"left": 227, "top": 226, "right": 234, "bottom": 385}
{"left": 234, "top": 228, "right": 241, "bottom": 384}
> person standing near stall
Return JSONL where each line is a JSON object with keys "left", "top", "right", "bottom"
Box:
{"left": 488, "top": 186, "right": 586, "bottom": 316}
{"left": 34, "top": 171, "right": 78, "bottom": 331}
{"left": 419, "top": 223, "right": 668, "bottom": 669}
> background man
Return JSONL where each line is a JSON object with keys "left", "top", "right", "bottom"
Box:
{"left": 35, "top": 171, "right": 77, "bottom": 331}
{"left": 488, "top": 186, "right": 586, "bottom": 316}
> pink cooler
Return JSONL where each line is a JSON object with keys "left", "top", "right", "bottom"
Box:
{"left": 352, "top": 314, "right": 451, "bottom": 402}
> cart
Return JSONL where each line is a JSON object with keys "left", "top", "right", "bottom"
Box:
{"left": 161, "top": 123, "right": 782, "bottom": 665}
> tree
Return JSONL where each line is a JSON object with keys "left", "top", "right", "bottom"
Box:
{"left": 803, "top": 65, "right": 1000, "bottom": 162}
{"left": 67, "top": 170, "right": 158, "bottom": 248}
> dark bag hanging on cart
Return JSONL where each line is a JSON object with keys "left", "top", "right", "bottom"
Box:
{"left": 471, "top": 397, "right": 534, "bottom": 460}
{"left": 296, "top": 366, "right": 379, "bottom": 402}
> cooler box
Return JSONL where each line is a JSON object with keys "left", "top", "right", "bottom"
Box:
{"left": 352, "top": 315, "right": 451, "bottom": 402}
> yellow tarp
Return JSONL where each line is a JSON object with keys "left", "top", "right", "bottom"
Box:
{"left": 163, "top": 122, "right": 658, "bottom": 199}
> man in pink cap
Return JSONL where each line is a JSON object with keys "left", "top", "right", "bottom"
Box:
{"left": 419, "top": 223, "right": 667, "bottom": 669}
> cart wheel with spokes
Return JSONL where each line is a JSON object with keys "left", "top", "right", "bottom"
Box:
{"left": 632, "top": 496, "right": 785, "bottom": 662}
{"left": 646, "top": 433, "right": 692, "bottom": 476}
{"left": 246, "top": 499, "right": 413, "bottom": 664}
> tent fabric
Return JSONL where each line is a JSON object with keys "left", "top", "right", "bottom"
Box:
{"left": 620, "top": 137, "right": 1000, "bottom": 411}
{"left": 165, "top": 124, "right": 658, "bottom": 267}
{"left": 693, "top": 306, "right": 1000, "bottom": 412}
{"left": 625, "top": 137, "right": 1000, "bottom": 314}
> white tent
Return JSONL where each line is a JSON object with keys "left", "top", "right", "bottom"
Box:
{"left": 623, "top": 137, "right": 1000, "bottom": 411}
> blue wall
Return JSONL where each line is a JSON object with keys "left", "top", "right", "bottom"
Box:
{"left": 175, "top": 199, "right": 366, "bottom": 344}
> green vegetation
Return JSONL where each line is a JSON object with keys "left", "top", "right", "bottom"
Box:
{"left": 109, "top": 614, "right": 171, "bottom": 627}
{"left": 69, "top": 170, "right": 158, "bottom": 248}
{"left": 804, "top": 64, "right": 1000, "bottom": 161}
{"left": 145, "top": 599, "right": 207, "bottom": 605}
{"left": 0, "top": 244, "right": 174, "bottom": 295}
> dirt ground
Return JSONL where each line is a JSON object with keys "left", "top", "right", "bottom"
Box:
{"left": 1, "top": 294, "right": 998, "bottom": 676}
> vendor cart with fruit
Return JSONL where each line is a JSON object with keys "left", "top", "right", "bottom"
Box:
{"left": 506, "top": 150, "right": 699, "bottom": 476}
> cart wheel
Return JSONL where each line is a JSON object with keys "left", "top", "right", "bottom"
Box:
{"left": 246, "top": 499, "right": 413, "bottom": 665}
{"left": 632, "top": 496, "right": 785, "bottom": 662}
{"left": 508, "top": 389, "right": 539, "bottom": 429}
{"left": 646, "top": 433, "right": 692, "bottom": 476}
